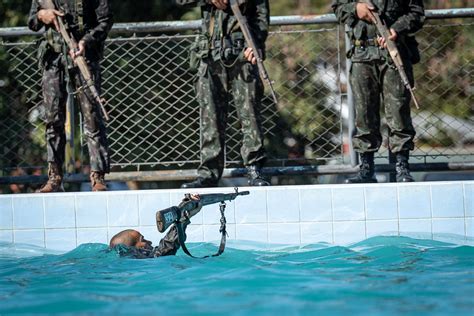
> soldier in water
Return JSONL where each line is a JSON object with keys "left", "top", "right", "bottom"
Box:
{"left": 109, "top": 194, "right": 202, "bottom": 258}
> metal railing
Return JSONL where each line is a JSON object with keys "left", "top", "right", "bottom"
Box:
{"left": 0, "top": 9, "right": 473, "bottom": 186}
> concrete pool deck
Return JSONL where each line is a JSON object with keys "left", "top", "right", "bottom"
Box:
{"left": 1, "top": 181, "right": 473, "bottom": 251}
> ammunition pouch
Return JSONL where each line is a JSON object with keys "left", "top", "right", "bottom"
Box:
{"left": 37, "top": 29, "right": 64, "bottom": 70}
{"left": 189, "top": 34, "right": 210, "bottom": 72}
{"left": 220, "top": 32, "right": 245, "bottom": 61}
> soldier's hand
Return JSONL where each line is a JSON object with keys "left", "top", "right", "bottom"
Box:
{"left": 37, "top": 9, "right": 64, "bottom": 31}
{"left": 211, "top": 0, "right": 228, "bottom": 10}
{"left": 69, "top": 40, "right": 86, "bottom": 61}
{"left": 185, "top": 193, "right": 202, "bottom": 219}
{"left": 189, "top": 193, "right": 201, "bottom": 201}
{"left": 377, "top": 28, "right": 398, "bottom": 48}
{"left": 244, "top": 47, "right": 257, "bottom": 65}
{"left": 356, "top": 2, "right": 375, "bottom": 23}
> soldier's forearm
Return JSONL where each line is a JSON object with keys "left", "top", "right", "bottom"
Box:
{"left": 82, "top": 4, "right": 113, "bottom": 46}
{"left": 332, "top": 2, "right": 359, "bottom": 27}
{"left": 28, "top": 1, "right": 44, "bottom": 32}
{"left": 82, "top": 19, "right": 113, "bottom": 45}
{"left": 248, "top": 0, "right": 269, "bottom": 48}
{"left": 390, "top": 10, "right": 425, "bottom": 35}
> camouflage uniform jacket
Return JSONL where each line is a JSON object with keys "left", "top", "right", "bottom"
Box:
{"left": 28, "top": 0, "right": 113, "bottom": 62}
{"left": 176, "top": 0, "right": 269, "bottom": 59}
{"left": 332, "top": 0, "right": 424, "bottom": 63}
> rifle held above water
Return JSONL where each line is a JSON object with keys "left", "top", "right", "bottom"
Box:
{"left": 156, "top": 188, "right": 250, "bottom": 233}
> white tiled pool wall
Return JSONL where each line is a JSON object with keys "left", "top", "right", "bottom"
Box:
{"left": 0, "top": 181, "right": 473, "bottom": 251}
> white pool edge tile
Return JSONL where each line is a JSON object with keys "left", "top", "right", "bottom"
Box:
{"left": 0, "top": 180, "right": 472, "bottom": 250}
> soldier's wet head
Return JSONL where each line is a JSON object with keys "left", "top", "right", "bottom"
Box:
{"left": 109, "top": 229, "right": 153, "bottom": 251}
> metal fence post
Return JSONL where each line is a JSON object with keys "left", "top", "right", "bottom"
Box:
{"left": 64, "top": 86, "right": 75, "bottom": 174}
{"left": 344, "top": 25, "right": 357, "bottom": 167}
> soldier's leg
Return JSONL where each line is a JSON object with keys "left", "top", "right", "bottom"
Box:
{"left": 346, "top": 62, "right": 382, "bottom": 183}
{"left": 382, "top": 63, "right": 416, "bottom": 154}
{"left": 382, "top": 63, "right": 416, "bottom": 182}
{"left": 231, "top": 63, "right": 268, "bottom": 186}
{"left": 350, "top": 62, "right": 383, "bottom": 153}
{"left": 38, "top": 54, "right": 68, "bottom": 193}
{"left": 74, "top": 62, "right": 110, "bottom": 190}
{"left": 43, "top": 54, "right": 68, "bottom": 167}
{"left": 232, "top": 62, "right": 266, "bottom": 165}
{"left": 183, "top": 62, "right": 229, "bottom": 188}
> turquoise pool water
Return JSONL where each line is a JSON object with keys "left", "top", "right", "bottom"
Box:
{"left": 0, "top": 236, "right": 473, "bottom": 315}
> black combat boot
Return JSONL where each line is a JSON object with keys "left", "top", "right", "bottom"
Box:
{"left": 345, "top": 152, "right": 377, "bottom": 184}
{"left": 395, "top": 151, "right": 414, "bottom": 182}
{"left": 247, "top": 165, "right": 270, "bottom": 186}
{"left": 181, "top": 177, "right": 218, "bottom": 189}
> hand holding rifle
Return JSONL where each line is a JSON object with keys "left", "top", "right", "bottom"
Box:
{"left": 229, "top": 0, "right": 278, "bottom": 104}
{"left": 358, "top": 0, "right": 420, "bottom": 109}
{"left": 156, "top": 188, "right": 249, "bottom": 233}
{"left": 211, "top": 0, "right": 228, "bottom": 10}
{"left": 37, "top": 8, "right": 63, "bottom": 31}
{"left": 38, "top": 0, "right": 110, "bottom": 120}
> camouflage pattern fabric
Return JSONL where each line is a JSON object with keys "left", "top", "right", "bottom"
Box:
{"left": 196, "top": 60, "right": 266, "bottom": 181}
{"left": 177, "top": 0, "right": 269, "bottom": 181}
{"left": 28, "top": 0, "right": 114, "bottom": 62}
{"left": 350, "top": 60, "right": 415, "bottom": 153}
{"left": 152, "top": 224, "right": 184, "bottom": 257}
{"left": 332, "top": 0, "right": 424, "bottom": 153}
{"left": 28, "top": 0, "right": 112, "bottom": 173}
{"left": 42, "top": 53, "right": 110, "bottom": 172}
{"left": 176, "top": 0, "right": 269, "bottom": 52}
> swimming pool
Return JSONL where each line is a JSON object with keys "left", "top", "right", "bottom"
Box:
{"left": 1, "top": 236, "right": 473, "bottom": 315}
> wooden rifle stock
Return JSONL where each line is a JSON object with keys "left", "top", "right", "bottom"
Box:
{"left": 39, "top": 0, "right": 110, "bottom": 120}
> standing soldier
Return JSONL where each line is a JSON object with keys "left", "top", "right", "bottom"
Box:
{"left": 177, "top": 0, "right": 270, "bottom": 188}
{"left": 28, "top": 0, "right": 113, "bottom": 192}
{"left": 332, "top": 0, "right": 424, "bottom": 183}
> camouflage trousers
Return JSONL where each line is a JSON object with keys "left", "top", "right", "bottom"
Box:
{"left": 195, "top": 59, "right": 267, "bottom": 181}
{"left": 350, "top": 60, "right": 416, "bottom": 154}
{"left": 42, "top": 53, "right": 110, "bottom": 172}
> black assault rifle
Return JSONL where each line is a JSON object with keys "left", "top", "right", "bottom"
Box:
{"left": 39, "top": 0, "right": 110, "bottom": 120}
{"left": 156, "top": 188, "right": 250, "bottom": 233}
{"left": 156, "top": 188, "right": 249, "bottom": 258}
{"left": 229, "top": 0, "right": 278, "bottom": 104}
{"left": 362, "top": 0, "right": 420, "bottom": 109}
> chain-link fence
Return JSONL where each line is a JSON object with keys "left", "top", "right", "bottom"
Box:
{"left": 0, "top": 11, "right": 473, "bottom": 185}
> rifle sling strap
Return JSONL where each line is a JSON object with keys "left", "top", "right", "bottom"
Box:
{"left": 176, "top": 202, "right": 228, "bottom": 259}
